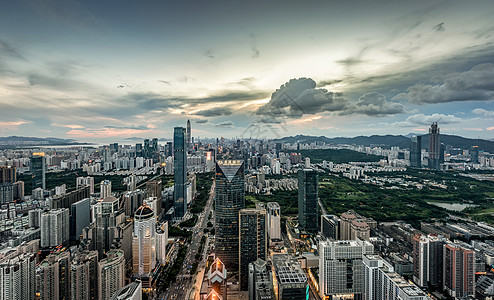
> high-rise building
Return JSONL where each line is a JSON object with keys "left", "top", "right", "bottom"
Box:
{"left": 0, "top": 166, "right": 16, "bottom": 183}
{"left": 266, "top": 202, "right": 281, "bottom": 246}
{"left": 41, "top": 208, "right": 70, "bottom": 248}
{"left": 410, "top": 135, "right": 422, "bottom": 168}
{"left": 146, "top": 180, "right": 162, "bottom": 217}
{"left": 271, "top": 254, "right": 309, "bottom": 300}
{"left": 0, "top": 182, "right": 14, "bottom": 204}
{"left": 215, "top": 160, "right": 245, "bottom": 271}
{"left": 319, "top": 239, "right": 374, "bottom": 299}
{"left": 110, "top": 280, "right": 142, "bottom": 300}
{"left": 428, "top": 122, "right": 440, "bottom": 170}
{"left": 135, "top": 143, "right": 143, "bottom": 157}
{"left": 363, "top": 255, "right": 427, "bottom": 300}
{"left": 173, "top": 127, "right": 187, "bottom": 218}
{"left": 132, "top": 205, "right": 156, "bottom": 288}
{"left": 94, "top": 196, "right": 124, "bottom": 256}
{"left": 248, "top": 259, "right": 274, "bottom": 300}
{"left": 186, "top": 119, "right": 192, "bottom": 150}
{"left": 13, "top": 181, "right": 24, "bottom": 200}
{"left": 37, "top": 251, "right": 71, "bottom": 300}
{"left": 51, "top": 185, "right": 91, "bottom": 209}
{"left": 351, "top": 219, "right": 370, "bottom": 241}
{"left": 443, "top": 242, "right": 475, "bottom": 298}
{"left": 76, "top": 176, "right": 94, "bottom": 194}
{"left": 100, "top": 180, "right": 112, "bottom": 199}
{"left": 412, "top": 234, "right": 445, "bottom": 288}
{"left": 471, "top": 146, "right": 480, "bottom": 164}
{"left": 298, "top": 169, "right": 318, "bottom": 233}
{"left": 31, "top": 152, "right": 46, "bottom": 191}
{"left": 321, "top": 215, "right": 340, "bottom": 240}
{"left": 123, "top": 189, "right": 146, "bottom": 217}
{"left": 98, "top": 249, "right": 125, "bottom": 300}
{"left": 0, "top": 252, "right": 36, "bottom": 300}
{"left": 239, "top": 208, "right": 267, "bottom": 290}
{"left": 70, "top": 250, "right": 98, "bottom": 300}
{"left": 70, "top": 198, "right": 91, "bottom": 241}
{"left": 156, "top": 221, "right": 168, "bottom": 265}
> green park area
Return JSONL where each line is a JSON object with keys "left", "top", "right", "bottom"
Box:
{"left": 298, "top": 148, "right": 384, "bottom": 163}
{"left": 248, "top": 168, "right": 494, "bottom": 228}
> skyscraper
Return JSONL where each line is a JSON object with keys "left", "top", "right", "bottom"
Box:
{"left": 94, "top": 196, "right": 123, "bottom": 256}
{"left": 298, "top": 169, "right": 318, "bottom": 233}
{"left": 0, "top": 166, "right": 16, "bottom": 183}
{"left": 215, "top": 160, "right": 245, "bottom": 271}
{"left": 319, "top": 239, "right": 374, "bottom": 299}
{"left": 41, "top": 208, "right": 70, "bottom": 248}
{"left": 132, "top": 205, "right": 156, "bottom": 288}
{"left": 443, "top": 242, "right": 475, "bottom": 298}
{"left": 410, "top": 135, "right": 422, "bottom": 168}
{"left": 428, "top": 122, "right": 440, "bottom": 170}
{"left": 70, "top": 250, "right": 98, "bottom": 300}
{"left": 0, "top": 252, "right": 36, "bottom": 300}
{"left": 146, "top": 180, "right": 162, "bottom": 217}
{"left": 37, "top": 251, "right": 71, "bottom": 300}
{"left": 412, "top": 234, "right": 445, "bottom": 288}
{"left": 98, "top": 249, "right": 125, "bottom": 300}
{"left": 31, "top": 152, "right": 46, "bottom": 191}
{"left": 173, "top": 127, "right": 187, "bottom": 218}
{"left": 239, "top": 208, "right": 267, "bottom": 290}
{"left": 186, "top": 119, "right": 192, "bottom": 150}
{"left": 266, "top": 202, "right": 281, "bottom": 246}
{"left": 70, "top": 198, "right": 91, "bottom": 241}
{"left": 100, "top": 180, "right": 112, "bottom": 199}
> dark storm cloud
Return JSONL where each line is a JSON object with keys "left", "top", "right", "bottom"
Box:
{"left": 393, "top": 63, "right": 494, "bottom": 104}
{"left": 256, "top": 78, "right": 406, "bottom": 122}
{"left": 342, "top": 92, "right": 404, "bottom": 116}
{"left": 193, "top": 107, "right": 233, "bottom": 117}
{"left": 212, "top": 121, "right": 234, "bottom": 128}
{"left": 321, "top": 43, "right": 494, "bottom": 103}
{"left": 257, "top": 78, "right": 347, "bottom": 120}
{"left": 316, "top": 79, "right": 343, "bottom": 87}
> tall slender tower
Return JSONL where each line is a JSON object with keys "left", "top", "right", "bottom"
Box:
{"left": 31, "top": 152, "right": 46, "bottom": 191}
{"left": 215, "top": 160, "right": 245, "bottom": 271}
{"left": 298, "top": 169, "right": 319, "bottom": 233}
{"left": 239, "top": 207, "right": 267, "bottom": 290}
{"left": 410, "top": 135, "right": 422, "bottom": 168}
{"left": 186, "top": 119, "right": 192, "bottom": 151}
{"left": 173, "top": 127, "right": 187, "bottom": 218}
{"left": 428, "top": 122, "right": 440, "bottom": 170}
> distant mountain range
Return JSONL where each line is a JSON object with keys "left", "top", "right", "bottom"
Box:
{"left": 275, "top": 134, "right": 494, "bottom": 153}
{"left": 0, "top": 136, "right": 80, "bottom": 147}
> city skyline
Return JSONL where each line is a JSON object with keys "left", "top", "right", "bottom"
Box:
{"left": 1, "top": 0, "right": 494, "bottom": 141}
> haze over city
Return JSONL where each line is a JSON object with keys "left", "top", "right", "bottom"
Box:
{"left": 1, "top": 0, "right": 494, "bottom": 142}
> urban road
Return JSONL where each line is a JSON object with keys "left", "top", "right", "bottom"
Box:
{"left": 162, "top": 181, "right": 215, "bottom": 300}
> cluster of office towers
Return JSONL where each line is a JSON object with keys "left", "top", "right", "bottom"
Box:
{"left": 410, "top": 122, "right": 442, "bottom": 170}
{"left": 213, "top": 160, "right": 318, "bottom": 297}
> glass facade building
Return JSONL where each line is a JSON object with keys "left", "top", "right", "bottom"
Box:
{"left": 298, "top": 169, "right": 318, "bottom": 233}
{"left": 215, "top": 160, "right": 245, "bottom": 271}
{"left": 173, "top": 127, "right": 187, "bottom": 218}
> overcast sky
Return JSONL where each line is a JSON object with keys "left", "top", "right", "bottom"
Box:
{"left": 1, "top": 0, "right": 493, "bottom": 142}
